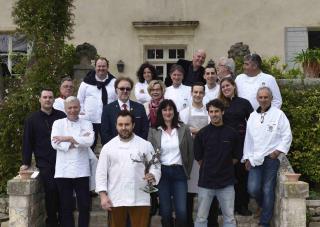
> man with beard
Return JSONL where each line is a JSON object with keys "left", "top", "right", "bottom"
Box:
{"left": 21, "top": 89, "right": 66, "bottom": 227}
{"left": 96, "top": 110, "right": 161, "bottom": 227}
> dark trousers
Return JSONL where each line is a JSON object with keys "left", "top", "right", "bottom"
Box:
{"left": 234, "top": 162, "right": 250, "bottom": 210}
{"left": 92, "top": 123, "right": 101, "bottom": 150}
{"left": 39, "top": 166, "right": 60, "bottom": 227}
{"left": 187, "top": 193, "right": 219, "bottom": 227}
{"left": 56, "top": 177, "right": 90, "bottom": 227}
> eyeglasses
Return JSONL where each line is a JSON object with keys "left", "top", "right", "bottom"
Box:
{"left": 118, "top": 87, "right": 131, "bottom": 91}
{"left": 62, "top": 85, "right": 74, "bottom": 89}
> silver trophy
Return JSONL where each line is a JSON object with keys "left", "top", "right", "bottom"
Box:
{"left": 131, "top": 148, "right": 161, "bottom": 193}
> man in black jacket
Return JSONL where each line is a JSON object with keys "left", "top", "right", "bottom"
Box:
{"left": 165, "top": 49, "right": 206, "bottom": 87}
{"left": 20, "top": 89, "right": 66, "bottom": 227}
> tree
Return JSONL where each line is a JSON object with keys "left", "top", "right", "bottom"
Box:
{"left": 0, "top": 0, "right": 76, "bottom": 194}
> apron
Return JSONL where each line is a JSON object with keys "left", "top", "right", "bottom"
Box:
{"left": 187, "top": 108, "right": 208, "bottom": 193}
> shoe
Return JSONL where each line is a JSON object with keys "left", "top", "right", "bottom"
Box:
{"left": 236, "top": 206, "right": 252, "bottom": 216}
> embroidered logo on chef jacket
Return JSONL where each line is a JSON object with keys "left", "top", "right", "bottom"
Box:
{"left": 267, "top": 122, "right": 276, "bottom": 132}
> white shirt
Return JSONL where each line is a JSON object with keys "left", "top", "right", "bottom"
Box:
{"left": 51, "top": 118, "right": 94, "bottom": 178}
{"left": 53, "top": 97, "right": 65, "bottom": 113}
{"left": 95, "top": 135, "right": 161, "bottom": 207}
{"left": 235, "top": 72, "right": 282, "bottom": 110}
{"left": 77, "top": 76, "right": 117, "bottom": 124}
{"left": 203, "top": 84, "right": 220, "bottom": 104}
{"left": 159, "top": 128, "right": 182, "bottom": 165}
{"left": 118, "top": 99, "right": 130, "bottom": 110}
{"left": 164, "top": 84, "right": 191, "bottom": 112}
{"left": 242, "top": 106, "right": 292, "bottom": 167}
{"left": 134, "top": 81, "right": 151, "bottom": 104}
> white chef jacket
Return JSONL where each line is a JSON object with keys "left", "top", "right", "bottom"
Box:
{"left": 95, "top": 135, "right": 161, "bottom": 207}
{"left": 134, "top": 81, "right": 151, "bottom": 104}
{"left": 203, "top": 84, "right": 220, "bottom": 104}
{"left": 53, "top": 97, "right": 65, "bottom": 113}
{"left": 164, "top": 84, "right": 191, "bottom": 112}
{"left": 242, "top": 106, "right": 292, "bottom": 167}
{"left": 51, "top": 118, "right": 94, "bottom": 178}
{"left": 235, "top": 72, "right": 282, "bottom": 110}
{"left": 77, "top": 76, "right": 117, "bottom": 124}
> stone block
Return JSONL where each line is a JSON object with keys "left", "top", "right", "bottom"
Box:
{"left": 279, "top": 198, "right": 306, "bottom": 227}
{"left": 7, "top": 178, "right": 40, "bottom": 196}
{"left": 307, "top": 200, "right": 320, "bottom": 207}
{"left": 9, "top": 196, "right": 29, "bottom": 208}
{"left": 309, "top": 222, "right": 320, "bottom": 227}
{"left": 0, "top": 197, "right": 8, "bottom": 214}
{"left": 280, "top": 181, "right": 309, "bottom": 198}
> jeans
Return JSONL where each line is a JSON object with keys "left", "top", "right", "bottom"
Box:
{"left": 195, "top": 185, "right": 236, "bottom": 227}
{"left": 247, "top": 156, "right": 280, "bottom": 227}
{"left": 158, "top": 165, "right": 188, "bottom": 227}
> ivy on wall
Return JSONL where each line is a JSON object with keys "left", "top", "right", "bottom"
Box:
{"left": 0, "top": 0, "right": 75, "bottom": 194}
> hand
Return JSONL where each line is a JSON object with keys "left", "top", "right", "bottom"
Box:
{"left": 269, "top": 150, "right": 281, "bottom": 159}
{"left": 245, "top": 160, "right": 252, "bottom": 171}
{"left": 20, "top": 165, "right": 29, "bottom": 171}
{"left": 144, "top": 173, "right": 155, "bottom": 183}
{"left": 190, "top": 127, "right": 199, "bottom": 136}
{"left": 197, "top": 160, "right": 203, "bottom": 166}
{"left": 100, "top": 193, "right": 113, "bottom": 211}
{"left": 52, "top": 136, "right": 77, "bottom": 145}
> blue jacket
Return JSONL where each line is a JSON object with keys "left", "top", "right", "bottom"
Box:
{"left": 101, "top": 100, "right": 149, "bottom": 145}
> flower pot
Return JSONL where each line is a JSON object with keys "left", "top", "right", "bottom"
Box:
{"left": 285, "top": 173, "right": 301, "bottom": 182}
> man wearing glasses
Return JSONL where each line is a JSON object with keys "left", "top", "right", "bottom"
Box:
{"left": 77, "top": 57, "right": 117, "bottom": 150}
{"left": 53, "top": 77, "right": 74, "bottom": 112}
{"left": 216, "top": 57, "right": 235, "bottom": 82}
{"left": 101, "top": 77, "right": 149, "bottom": 145}
{"left": 242, "top": 87, "right": 292, "bottom": 227}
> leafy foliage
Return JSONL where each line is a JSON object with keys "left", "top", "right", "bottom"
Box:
{"left": 234, "top": 55, "right": 302, "bottom": 79}
{"left": 281, "top": 85, "right": 320, "bottom": 184}
{"left": 0, "top": 0, "right": 75, "bottom": 194}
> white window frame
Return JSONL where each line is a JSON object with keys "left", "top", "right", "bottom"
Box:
{"left": 145, "top": 46, "right": 186, "bottom": 81}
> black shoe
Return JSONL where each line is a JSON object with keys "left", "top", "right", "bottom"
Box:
{"left": 236, "top": 206, "right": 252, "bottom": 216}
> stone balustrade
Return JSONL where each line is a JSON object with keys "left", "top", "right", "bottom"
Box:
{"left": 7, "top": 176, "right": 45, "bottom": 227}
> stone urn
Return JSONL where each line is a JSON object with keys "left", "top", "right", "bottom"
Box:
{"left": 285, "top": 173, "right": 301, "bottom": 182}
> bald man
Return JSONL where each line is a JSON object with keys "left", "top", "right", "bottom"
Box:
{"left": 165, "top": 49, "right": 207, "bottom": 87}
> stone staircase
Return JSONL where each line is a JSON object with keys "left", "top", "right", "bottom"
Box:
{"left": 75, "top": 196, "right": 260, "bottom": 227}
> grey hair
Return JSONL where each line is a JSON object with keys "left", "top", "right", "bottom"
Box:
{"left": 219, "top": 57, "right": 235, "bottom": 75}
{"left": 244, "top": 53, "right": 262, "bottom": 69}
{"left": 64, "top": 96, "right": 80, "bottom": 106}
{"left": 257, "top": 86, "right": 273, "bottom": 98}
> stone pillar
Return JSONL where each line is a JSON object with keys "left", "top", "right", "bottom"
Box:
{"left": 7, "top": 176, "right": 45, "bottom": 227}
{"left": 273, "top": 155, "right": 309, "bottom": 227}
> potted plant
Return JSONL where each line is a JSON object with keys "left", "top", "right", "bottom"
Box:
{"left": 294, "top": 48, "right": 320, "bottom": 78}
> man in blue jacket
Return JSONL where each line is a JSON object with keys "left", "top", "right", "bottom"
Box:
{"left": 101, "top": 77, "right": 149, "bottom": 145}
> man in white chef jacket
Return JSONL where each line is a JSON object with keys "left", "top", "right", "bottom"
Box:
{"left": 242, "top": 86, "right": 292, "bottom": 227}
{"left": 96, "top": 110, "right": 161, "bottom": 227}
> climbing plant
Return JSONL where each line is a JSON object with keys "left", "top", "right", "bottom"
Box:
{"left": 0, "top": 0, "right": 76, "bottom": 194}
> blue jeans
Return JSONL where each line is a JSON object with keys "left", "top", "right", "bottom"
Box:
{"left": 195, "top": 185, "right": 236, "bottom": 227}
{"left": 158, "top": 165, "right": 187, "bottom": 226}
{"left": 247, "top": 156, "right": 280, "bottom": 227}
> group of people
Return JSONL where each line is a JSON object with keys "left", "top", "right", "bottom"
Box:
{"left": 20, "top": 50, "right": 292, "bottom": 227}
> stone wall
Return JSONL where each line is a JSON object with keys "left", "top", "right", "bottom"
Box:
{"left": 7, "top": 176, "right": 45, "bottom": 227}
{"left": 307, "top": 200, "right": 320, "bottom": 227}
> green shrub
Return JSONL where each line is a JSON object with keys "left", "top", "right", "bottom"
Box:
{"left": 281, "top": 85, "right": 320, "bottom": 184}
{"left": 234, "top": 55, "right": 302, "bottom": 79}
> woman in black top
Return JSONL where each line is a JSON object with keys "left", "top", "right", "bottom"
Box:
{"left": 219, "top": 77, "right": 253, "bottom": 216}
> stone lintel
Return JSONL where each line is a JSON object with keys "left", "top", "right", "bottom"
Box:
{"left": 280, "top": 181, "right": 309, "bottom": 198}
{"left": 132, "top": 21, "right": 199, "bottom": 28}
{"left": 7, "top": 177, "right": 41, "bottom": 196}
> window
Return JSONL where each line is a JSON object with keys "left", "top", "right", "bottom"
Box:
{"left": 145, "top": 47, "right": 186, "bottom": 81}
{"left": 0, "top": 34, "right": 28, "bottom": 75}
{"left": 308, "top": 30, "right": 320, "bottom": 49}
